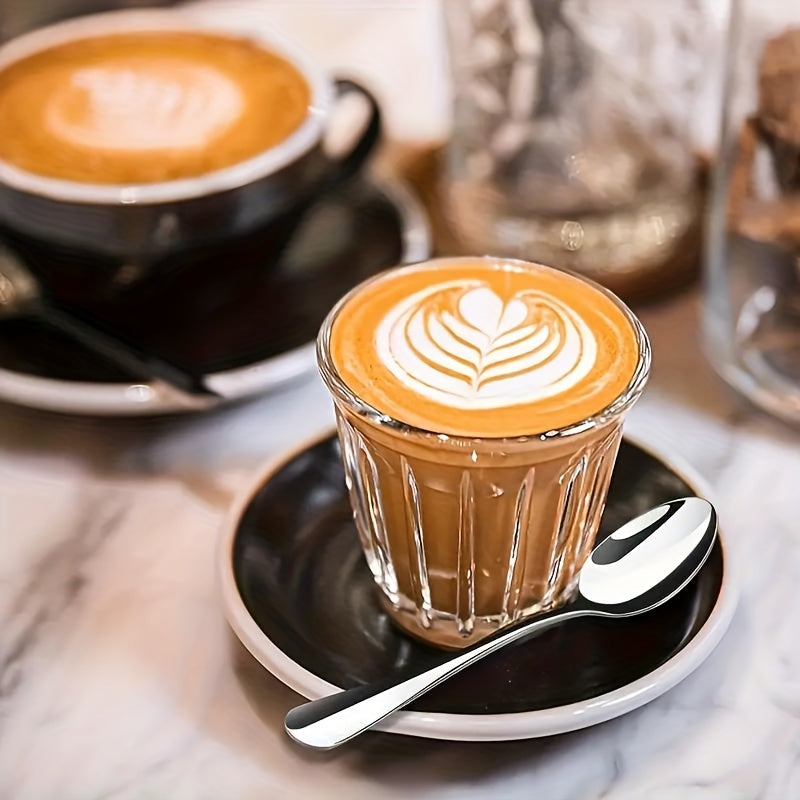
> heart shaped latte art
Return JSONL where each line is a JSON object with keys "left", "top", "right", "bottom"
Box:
{"left": 374, "top": 281, "right": 598, "bottom": 410}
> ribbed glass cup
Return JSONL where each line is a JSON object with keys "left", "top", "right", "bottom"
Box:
{"left": 317, "top": 259, "right": 650, "bottom": 649}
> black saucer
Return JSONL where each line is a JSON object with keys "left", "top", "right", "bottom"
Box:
{"left": 0, "top": 178, "right": 426, "bottom": 386}
{"left": 228, "top": 434, "right": 728, "bottom": 723}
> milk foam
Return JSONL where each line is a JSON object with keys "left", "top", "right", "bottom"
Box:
{"left": 45, "top": 61, "right": 244, "bottom": 152}
{"left": 375, "top": 280, "right": 598, "bottom": 410}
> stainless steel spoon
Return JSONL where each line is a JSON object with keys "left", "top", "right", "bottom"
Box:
{"left": 285, "top": 496, "right": 717, "bottom": 750}
{"left": 0, "top": 247, "right": 220, "bottom": 407}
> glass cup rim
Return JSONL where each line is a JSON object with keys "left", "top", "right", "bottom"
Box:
{"left": 0, "top": 7, "right": 333, "bottom": 206}
{"left": 316, "top": 256, "right": 652, "bottom": 444}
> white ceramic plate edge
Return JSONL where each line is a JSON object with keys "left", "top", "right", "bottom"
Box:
{"left": 218, "top": 429, "right": 738, "bottom": 742}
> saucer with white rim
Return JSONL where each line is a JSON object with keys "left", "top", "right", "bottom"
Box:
{"left": 219, "top": 430, "right": 736, "bottom": 742}
{"left": 0, "top": 178, "right": 429, "bottom": 415}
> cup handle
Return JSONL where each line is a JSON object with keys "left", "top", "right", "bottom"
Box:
{"left": 243, "top": 80, "right": 381, "bottom": 272}
{"left": 321, "top": 78, "right": 382, "bottom": 185}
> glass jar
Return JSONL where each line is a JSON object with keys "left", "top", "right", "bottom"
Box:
{"left": 439, "top": 0, "right": 722, "bottom": 302}
{"left": 704, "top": 0, "right": 800, "bottom": 422}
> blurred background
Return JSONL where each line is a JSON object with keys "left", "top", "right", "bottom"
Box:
{"left": 0, "top": 0, "right": 452, "bottom": 145}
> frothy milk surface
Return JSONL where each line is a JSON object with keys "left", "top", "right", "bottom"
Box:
{"left": 0, "top": 32, "right": 311, "bottom": 184}
{"left": 330, "top": 258, "right": 641, "bottom": 437}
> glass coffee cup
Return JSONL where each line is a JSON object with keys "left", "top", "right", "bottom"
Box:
{"left": 318, "top": 256, "right": 650, "bottom": 648}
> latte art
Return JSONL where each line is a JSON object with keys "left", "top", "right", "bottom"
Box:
{"left": 47, "top": 62, "right": 244, "bottom": 152}
{"left": 327, "top": 257, "right": 642, "bottom": 437}
{"left": 376, "top": 282, "right": 598, "bottom": 409}
{"left": 0, "top": 31, "right": 311, "bottom": 184}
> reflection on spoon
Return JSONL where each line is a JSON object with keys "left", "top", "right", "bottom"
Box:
{"left": 284, "top": 497, "right": 717, "bottom": 750}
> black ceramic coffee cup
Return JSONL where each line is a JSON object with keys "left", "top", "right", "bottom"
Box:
{"left": 0, "top": 9, "right": 382, "bottom": 309}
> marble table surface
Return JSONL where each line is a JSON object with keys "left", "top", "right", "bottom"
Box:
{"left": 2, "top": 2, "right": 800, "bottom": 799}
{"left": 3, "top": 283, "right": 800, "bottom": 800}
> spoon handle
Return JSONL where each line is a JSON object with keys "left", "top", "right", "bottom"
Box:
{"left": 284, "top": 604, "right": 589, "bottom": 750}
{"left": 39, "top": 300, "right": 220, "bottom": 404}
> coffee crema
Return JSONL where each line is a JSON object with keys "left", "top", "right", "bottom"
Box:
{"left": 330, "top": 258, "right": 640, "bottom": 437}
{"left": 0, "top": 31, "right": 311, "bottom": 184}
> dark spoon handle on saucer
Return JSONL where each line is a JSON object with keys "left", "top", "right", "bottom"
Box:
{"left": 37, "top": 299, "right": 220, "bottom": 403}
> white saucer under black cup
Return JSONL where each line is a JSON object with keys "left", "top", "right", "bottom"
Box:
{"left": 219, "top": 431, "right": 736, "bottom": 742}
{"left": 0, "top": 178, "right": 429, "bottom": 415}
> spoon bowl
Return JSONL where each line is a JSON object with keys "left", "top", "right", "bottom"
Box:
{"left": 284, "top": 496, "right": 717, "bottom": 750}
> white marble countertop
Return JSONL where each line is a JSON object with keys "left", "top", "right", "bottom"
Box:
{"left": 2, "top": 2, "right": 800, "bottom": 798}
{"left": 4, "top": 287, "right": 800, "bottom": 800}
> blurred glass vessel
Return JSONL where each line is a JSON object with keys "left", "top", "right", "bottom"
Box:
{"left": 704, "top": 0, "right": 800, "bottom": 422}
{"left": 440, "top": 0, "right": 718, "bottom": 301}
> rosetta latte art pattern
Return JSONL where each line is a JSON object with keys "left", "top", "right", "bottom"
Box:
{"left": 375, "top": 280, "right": 598, "bottom": 409}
